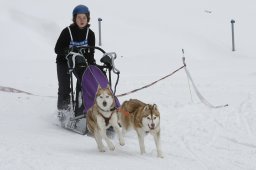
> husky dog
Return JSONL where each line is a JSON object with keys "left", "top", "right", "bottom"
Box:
{"left": 86, "top": 85, "right": 125, "bottom": 152}
{"left": 119, "top": 99, "right": 163, "bottom": 158}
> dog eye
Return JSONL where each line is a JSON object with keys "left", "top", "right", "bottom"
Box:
{"left": 153, "top": 116, "right": 157, "bottom": 119}
{"left": 147, "top": 117, "right": 151, "bottom": 120}
{"left": 106, "top": 96, "right": 109, "bottom": 98}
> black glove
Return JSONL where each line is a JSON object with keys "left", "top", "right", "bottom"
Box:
{"left": 65, "top": 52, "right": 87, "bottom": 69}
{"left": 100, "top": 55, "right": 112, "bottom": 69}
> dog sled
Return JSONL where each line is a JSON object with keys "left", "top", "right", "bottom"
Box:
{"left": 58, "top": 46, "right": 121, "bottom": 135}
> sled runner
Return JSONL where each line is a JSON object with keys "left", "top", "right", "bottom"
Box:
{"left": 58, "top": 46, "right": 120, "bottom": 135}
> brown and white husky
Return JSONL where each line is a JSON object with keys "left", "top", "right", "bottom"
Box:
{"left": 118, "top": 99, "right": 163, "bottom": 158}
{"left": 86, "top": 85, "right": 125, "bottom": 152}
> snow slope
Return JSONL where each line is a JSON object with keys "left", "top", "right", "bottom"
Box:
{"left": 0, "top": 0, "right": 256, "bottom": 169}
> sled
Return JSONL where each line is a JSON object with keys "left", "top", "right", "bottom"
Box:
{"left": 58, "top": 46, "right": 120, "bottom": 135}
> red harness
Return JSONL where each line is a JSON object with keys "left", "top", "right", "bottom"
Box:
{"left": 118, "top": 108, "right": 130, "bottom": 117}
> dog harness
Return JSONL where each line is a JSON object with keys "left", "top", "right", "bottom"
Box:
{"left": 118, "top": 108, "right": 130, "bottom": 117}
{"left": 97, "top": 107, "right": 116, "bottom": 126}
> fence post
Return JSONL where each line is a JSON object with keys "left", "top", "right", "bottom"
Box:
{"left": 231, "top": 19, "right": 235, "bottom": 51}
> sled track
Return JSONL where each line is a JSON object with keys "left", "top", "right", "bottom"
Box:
{"left": 0, "top": 86, "right": 33, "bottom": 95}
{"left": 0, "top": 86, "right": 56, "bottom": 98}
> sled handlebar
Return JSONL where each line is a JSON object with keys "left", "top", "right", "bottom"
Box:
{"left": 69, "top": 46, "right": 106, "bottom": 54}
{"left": 70, "top": 46, "right": 120, "bottom": 73}
{"left": 102, "top": 52, "right": 120, "bottom": 74}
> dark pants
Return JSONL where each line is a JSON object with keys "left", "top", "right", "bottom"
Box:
{"left": 73, "top": 66, "right": 86, "bottom": 116}
{"left": 57, "top": 62, "right": 71, "bottom": 110}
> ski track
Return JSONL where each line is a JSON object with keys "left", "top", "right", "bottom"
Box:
{"left": 160, "top": 94, "right": 256, "bottom": 170}
{"left": 237, "top": 94, "right": 256, "bottom": 138}
{"left": 180, "top": 136, "right": 210, "bottom": 169}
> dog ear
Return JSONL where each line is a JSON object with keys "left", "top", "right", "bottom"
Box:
{"left": 152, "top": 104, "right": 158, "bottom": 111}
{"left": 152, "top": 104, "right": 160, "bottom": 117}
{"left": 106, "top": 84, "right": 111, "bottom": 91}
{"left": 97, "top": 84, "right": 102, "bottom": 90}
{"left": 96, "top": 84, "right": 102, "bottom": 96}
{"left": 106, "top": 84, "right": 110, "bottom": 88}
{"left": 143, "top": 105, "right": 149, "bottom": 112}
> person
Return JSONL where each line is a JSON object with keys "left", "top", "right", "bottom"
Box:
{"left": 54, "top": 5, "right": 95, "bottom": 114}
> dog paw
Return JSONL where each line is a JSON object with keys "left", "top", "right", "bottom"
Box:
{"left": 140, "top": 150, "right": 146, "bottom": 155}
{"left": 109, "top": 145, "right": 115, "bottom": 151}
{"left": 119, "top": 139, "right": 125, "bottom": 146}
{"left": 157, "top": 151, "right": 164, "bottom": 158}
{"left": 157, "top": 154, "right": 164, "bottom": 158}
{"left": 98, "top": 147, "right": 106, "bottom": 152}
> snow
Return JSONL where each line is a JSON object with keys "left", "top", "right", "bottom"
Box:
{"left": 1, "top": 0, "right": 256, "bottom": 169}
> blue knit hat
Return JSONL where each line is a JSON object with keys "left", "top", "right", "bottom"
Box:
{"left": 72, "top": 5, "right": 90, "bottom": 15}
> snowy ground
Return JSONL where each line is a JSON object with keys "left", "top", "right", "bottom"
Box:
{"left": 0, "top": 0, "right": 256, "bottom": 170}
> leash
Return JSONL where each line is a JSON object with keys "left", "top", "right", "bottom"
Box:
{"left": 116, "top": 64, "right": 186, "bottom": 97}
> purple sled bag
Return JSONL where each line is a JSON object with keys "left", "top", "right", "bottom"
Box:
{"left": 81, "top": 65, "right": 120, "bottom": 113}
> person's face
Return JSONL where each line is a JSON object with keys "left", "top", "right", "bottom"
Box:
{"left": 76, "top": 14, "right": 88, "bottom": 28}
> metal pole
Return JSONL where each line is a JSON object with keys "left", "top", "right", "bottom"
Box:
{"left": 98, "top": 18, "right": 102, "bottom": 46}
{"left": 231, "top": 19, "right": 235, "bottom": 51}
